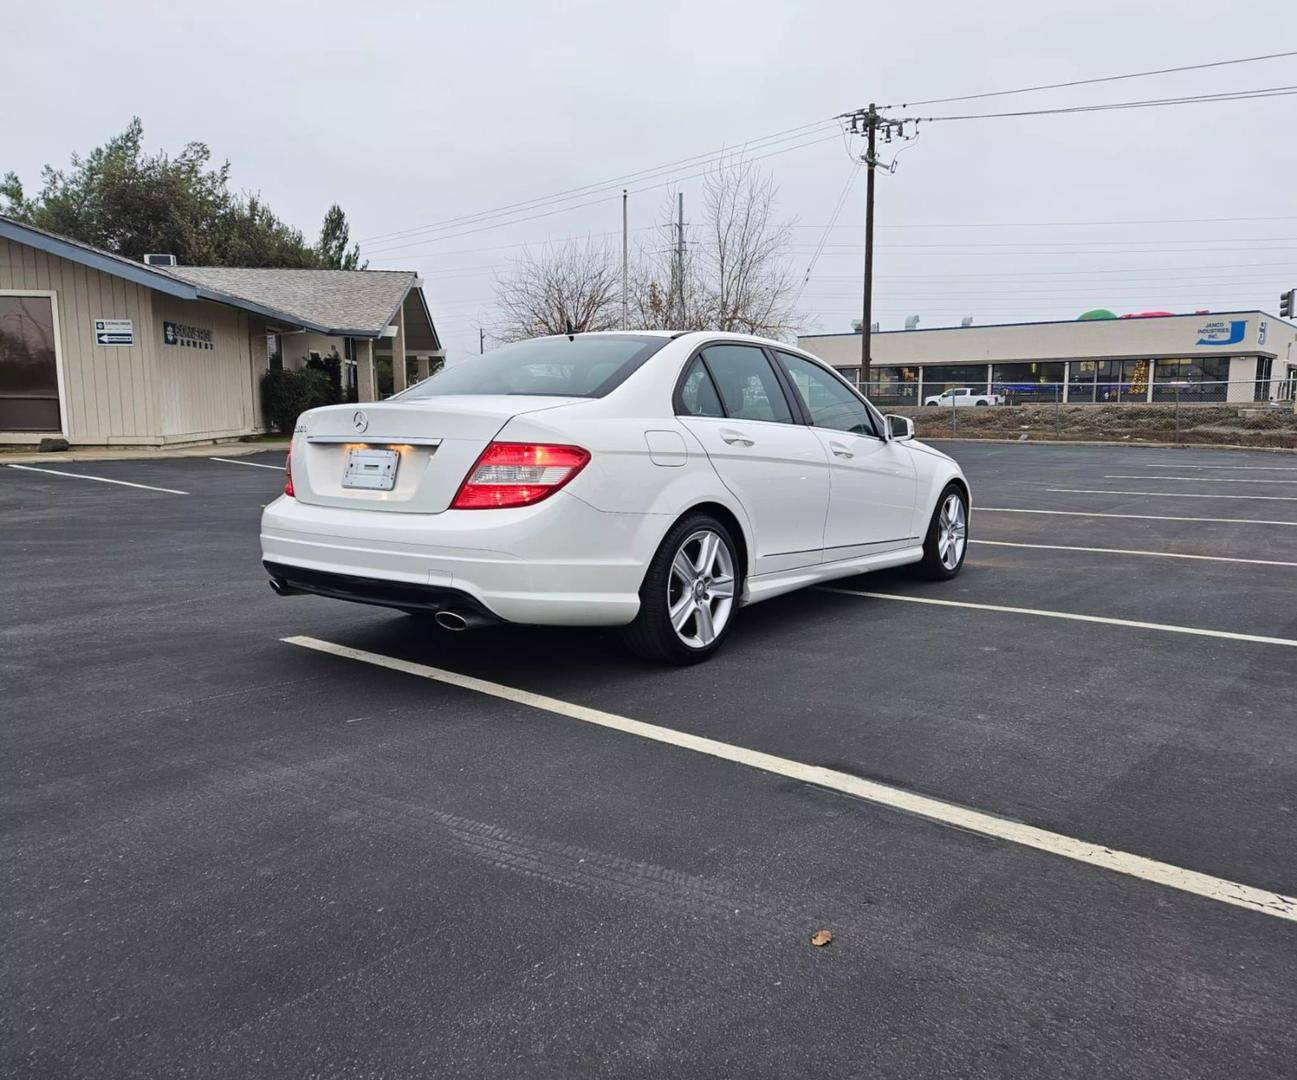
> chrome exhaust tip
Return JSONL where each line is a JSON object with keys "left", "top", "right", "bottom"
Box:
{"left": 434, "top": 610, "right": 470, "bottom": 632}
{"left": 268, "top": 578, "right": 290, "bottom": 596}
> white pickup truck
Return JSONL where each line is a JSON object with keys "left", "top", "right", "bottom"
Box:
{"left": 922, "top": 387, "right": 1005, "bottom": 408}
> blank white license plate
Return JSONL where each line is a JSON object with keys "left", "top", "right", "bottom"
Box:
{"left": 342, "top": 448, "right": 399, "bottom": 490}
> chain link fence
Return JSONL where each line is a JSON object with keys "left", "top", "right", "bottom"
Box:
{"left": 850, "top": 379, "right": 1297, "bottom": 447}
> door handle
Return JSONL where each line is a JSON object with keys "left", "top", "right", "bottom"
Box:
{"left": 720, "top": 429, "right": 754, "bottom": 447}
{"left": 828, "top": 441, "right": 854, "bottom": 458}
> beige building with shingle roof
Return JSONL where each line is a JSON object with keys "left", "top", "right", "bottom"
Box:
{"left": 0, "top": 216, "right": 443, "bottom": 446}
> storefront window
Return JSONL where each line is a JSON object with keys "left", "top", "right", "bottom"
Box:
{"left": 870, "top": 365, "right": 919, "bottom": 405}
{"left": 1153, "top": 357, "right": 1230, "bottom": 402}
{"left": 991, "top": 362, "right": 1065, "bottom": 403}
{"left": 0, "top": 295, "right": 60, "bottom": 432}
{"left": 921, "top": 363, "right": 989, "bottom": 398}
{"left": 1067, "top": 360, "right": 1097, "bottom": 403}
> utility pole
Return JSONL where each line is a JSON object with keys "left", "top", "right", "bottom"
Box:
{"left": 861, "top": 104, "right": 878, "bottom": 389}
{"left": 622, "top": 189, "right": 629, "bottom": 330}
{"left": 479, "top": 327, "right": 485, "bottom": 355}
{"left": 675, "top": 192, "right": 685, "bottom": 326}
{"left": 841, "top": 103, "right": 915, "bottom": 391}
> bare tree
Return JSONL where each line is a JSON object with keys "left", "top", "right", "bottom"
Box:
{"left": 629, "top": 161, "right": 800, "bottom": 337}
{"left": 698, "top": 159, "right": 799, "bottom": 337}
{"left": 493, "top": 240, "right": 622, "bottom": 341}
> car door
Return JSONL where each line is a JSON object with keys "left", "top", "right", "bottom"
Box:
{"left": 676, "top": 344, "right": 830, "bottom": 575}
{"left": 774, "top": 351, "right": 918, "bottom": 561}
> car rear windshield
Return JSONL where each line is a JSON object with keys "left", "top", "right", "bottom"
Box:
{"left": 394, "top": 335, "right": 671, "bottom": 399}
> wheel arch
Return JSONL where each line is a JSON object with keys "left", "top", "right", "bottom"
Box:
{"left": 677, "top": 501, "right": 751, "bottom": 585}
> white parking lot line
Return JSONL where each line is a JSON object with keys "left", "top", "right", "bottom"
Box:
{"left": 5, "top": 464, "right": 188, "bottom": 495}
{"left": 283, "top": 634, "right": 1297, "bottom": 923}
{"left": 971, "top": 539, "right": 1297, "bottom": 568}
{"left": 1103, "top": 475, "right": 1297, "bottom": 485}
{"left": 1135, "top": 463, "right": 1297, "bottom": 472}
{"left": 822, "top": 587, "right": 1297, "bottom": 649}
{"left": 1049, "top": 488, "right": 1297, "bottom": 502}
{"left": 210, "top": 457, "right": 285, "bottom": 471}
{"left": 978, "top": 507, "right": 1297, "bottom": 527}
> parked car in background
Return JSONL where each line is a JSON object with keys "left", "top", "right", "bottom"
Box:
{"left": 923, "top": 387, "right": 1005, "bottom": 407}
{"left": 262, "top": 332, "right": 970, "bottom": 664}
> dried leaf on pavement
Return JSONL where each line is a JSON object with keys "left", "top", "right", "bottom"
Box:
{"left": 810, "top": 930, "right": 832, "bottom": 947}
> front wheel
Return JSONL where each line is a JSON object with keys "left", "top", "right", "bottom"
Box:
{"left": 620, "top": 513, "right": 740, "bottom": 664}
{"left": 915, "top": 484, "right": 968, "bottom": 580}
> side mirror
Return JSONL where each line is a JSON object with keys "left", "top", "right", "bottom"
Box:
{"left": 886, "top": 414, "right": 915, "bottom": 442}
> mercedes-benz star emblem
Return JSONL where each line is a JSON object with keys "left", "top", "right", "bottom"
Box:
{"left": 352, "top": 410, "right": 369, "bottom": 434}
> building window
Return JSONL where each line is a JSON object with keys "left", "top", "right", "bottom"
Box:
{"left": 267, "top": 333, "right": 283, "bottom": 372}
{"left": 0, "top": 294, "right": 61, "bottom": 432}
{"left": 1153, "top": 357, "right": 1230, "bottom": 402}
{"left": 871, "top": 366, "right": 919, "bottom": 405}
{"left": 921, "top": 363, "right": 989, "bottom": 398}
{"left": 991, "top": 362, "right": 1065, "bottom": 403}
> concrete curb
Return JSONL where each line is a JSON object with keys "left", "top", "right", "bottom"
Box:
{"left": 0, "top": 441, "right": 290, "bottom": 465}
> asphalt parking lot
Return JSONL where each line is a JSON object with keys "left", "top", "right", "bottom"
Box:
{"left": 3, "top": 440, "right": 1295, "bottom": 1078}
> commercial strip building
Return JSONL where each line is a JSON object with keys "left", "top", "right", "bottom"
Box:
{"left": 799, "top": 311, "right": 1297, "bottom": 407}
{"left": 0, "top": 216, "right": 442, "bottom": 446}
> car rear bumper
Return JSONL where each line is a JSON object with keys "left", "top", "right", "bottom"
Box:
{"left": 259, "top": 492, "right": 658, "bottom": 626}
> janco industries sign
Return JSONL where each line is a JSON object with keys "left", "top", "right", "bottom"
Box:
{"left": 1195, "top": 319, "right": 1247, "bottom": 347}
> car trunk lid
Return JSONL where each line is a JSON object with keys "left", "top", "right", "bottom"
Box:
{"left": 290, "top": 397, "right": 579, "bottom": 513}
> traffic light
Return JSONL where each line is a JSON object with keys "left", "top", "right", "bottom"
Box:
{"left": 1282, "top": 289, "right": 1296, "bottom": 319}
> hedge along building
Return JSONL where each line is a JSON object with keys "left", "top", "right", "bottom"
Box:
{"left": 798, "top": 311, "right": 1297, "bottom": 407}
{"left": 0, "top": 215, "right": 443, "bottom": 446}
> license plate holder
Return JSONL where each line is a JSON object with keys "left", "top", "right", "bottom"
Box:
{"left": 342, "top": 448, "right": 400, "bottom": 491}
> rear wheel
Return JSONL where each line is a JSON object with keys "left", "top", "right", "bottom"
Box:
{"left": 620, "top": 513, "right": 740, "bottom": 664}
{"left": 915, "top": 484, "right": 968, "bottom": 580}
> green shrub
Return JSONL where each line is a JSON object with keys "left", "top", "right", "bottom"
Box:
{"left": 261, "top": 368, "right": 337, "bottom": 433}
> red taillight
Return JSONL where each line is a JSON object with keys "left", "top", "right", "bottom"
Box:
{"left": 284, "top": 447, "right": 295, "bottom": 497}
{"left": 451, "top": 442, "right": 590, "bottom": 509}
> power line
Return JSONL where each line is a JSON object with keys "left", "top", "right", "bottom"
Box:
{"left": 358, "top": 117, "right": 837, "bottom": 247}
{"left": 788, "top": 215, "right": 1297, "bottom": 230}
{"left": 363, "top": 131, "right": 842, "bottom": 258}
{"left": 918, "top": 85, "right": 1297, "bottom": 122}
{"left": 880, "top": 49, "right": 1297, "bottom": 109}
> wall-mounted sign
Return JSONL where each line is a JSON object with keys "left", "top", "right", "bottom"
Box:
{"left": 163, "top": 320, "right": 214, "bottom": 350}
{"left": 1195, "top": 319, "right": 1246, "bottom": 347}
{"left": 94, "top": 318, "right": 134, "bottom": 346}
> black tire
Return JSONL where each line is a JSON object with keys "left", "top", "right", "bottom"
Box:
{"left": 974, "top": 400, "right": 989, "bottom": 406}
{"left": 914, "top": 483, "right": 969, "bottom": 581}
{"left": 620, "top": 512, "right": 741, "bottom": 665}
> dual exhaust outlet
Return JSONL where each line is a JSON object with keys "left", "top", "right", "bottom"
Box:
{"left": 267, "top": 576, "right": 492, "bottom": 631}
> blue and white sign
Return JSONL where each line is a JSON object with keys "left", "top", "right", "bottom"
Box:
{"left": 1195, "top": 319, "right": 1246, "bottom": 347}
{"left": 94, "top": 318, "right": 134, "bottom": 346}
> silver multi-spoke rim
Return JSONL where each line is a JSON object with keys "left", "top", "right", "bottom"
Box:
{"left": 937, "top": 493, "right": 967, "bottom": 570}
{"left": 667, "top": 528, "right": 735, "bottom": 649}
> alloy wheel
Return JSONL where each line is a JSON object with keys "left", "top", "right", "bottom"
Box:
{"left": 937, "top": 493, "right": 967, "bottom": 570}
{"left": 666, "top": 528, "right": 736, "bottom": 648}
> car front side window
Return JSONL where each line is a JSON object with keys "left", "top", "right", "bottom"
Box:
{"left": 775, "top": 353, "right": 877, "bottom": 437}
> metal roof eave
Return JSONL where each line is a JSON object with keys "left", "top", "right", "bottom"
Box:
{"left": 0, "top": 217, "right": 199, "bottom": 299}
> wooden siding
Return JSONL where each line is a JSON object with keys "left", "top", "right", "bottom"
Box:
{"left": 0, "top": 236, "right": 161, "bottom": 442}
{"left": 0, "top": 238, "right": 268, "bottom": 444}
{"left": 151, "top": 296, "right": 256, "bottom": 440}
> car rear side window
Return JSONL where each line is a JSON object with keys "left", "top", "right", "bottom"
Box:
{"left": 677, "top": 357, "right": 725, "bottom": 417}
{"left": 700, "top": 345, "right": 793, "bottom": 424}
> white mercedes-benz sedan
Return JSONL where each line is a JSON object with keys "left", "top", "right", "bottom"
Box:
{"left": 262, "top": 331, "right": 969, "bottom": 663}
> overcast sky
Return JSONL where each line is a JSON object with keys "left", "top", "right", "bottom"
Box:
{"left": 7, "top": 1, "right": 1294, "bottom": 360}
